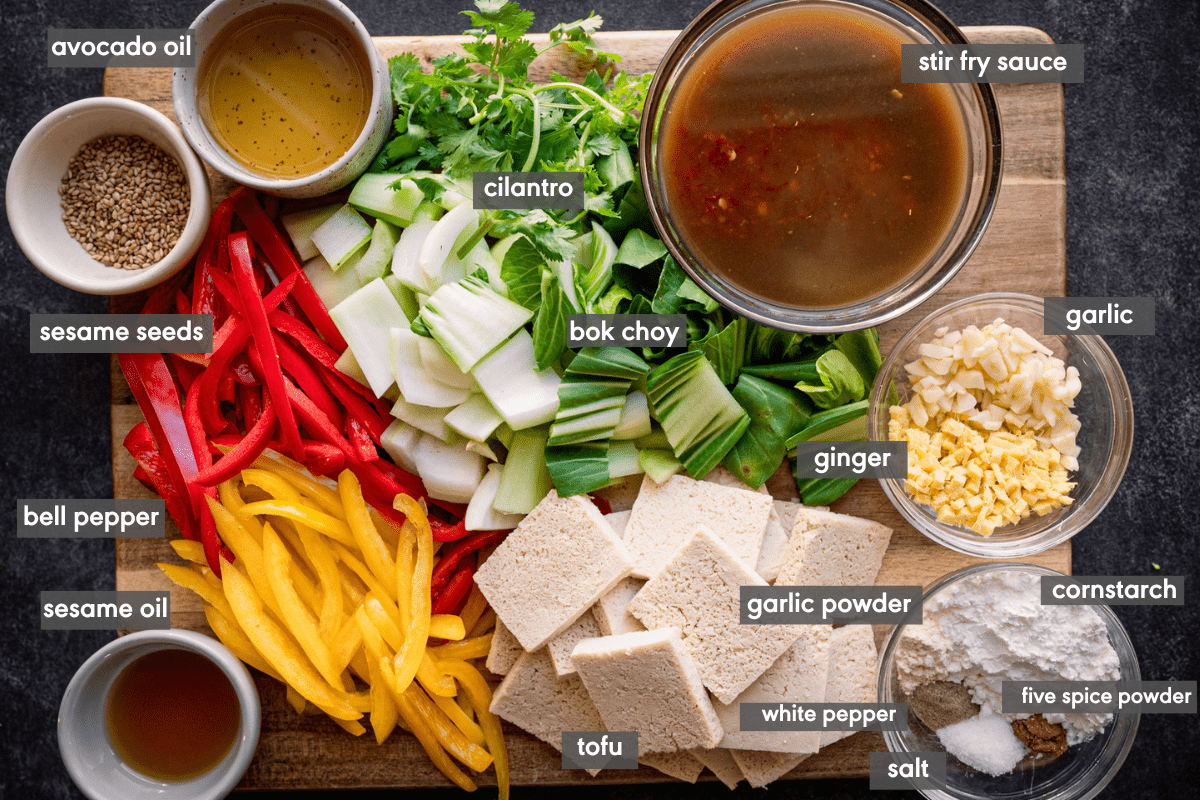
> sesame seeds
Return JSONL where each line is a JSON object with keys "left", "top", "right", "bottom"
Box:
{"left": 59, "top": 135, "right": 189, "bottom": 270}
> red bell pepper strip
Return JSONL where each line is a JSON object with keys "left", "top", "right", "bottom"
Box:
{"left": 431, "top": 565, "right": 474, "bottom": 616}
{"left": 229, "top": 187, "right": 348, "bottom": 352}
{"left": 301, "top": 441, "right": 346, "bottom": 476}
{"left": 346, "top": 417, "right": 378, "bottom": 462}
{"left": 429, "top": 518, "right": 470, "bottom": 542}
{"left": 322, "top": 366, "right": 388, "bottom": 439}
{"left": 229, "top": 231, "right": 304, "bottom": 462}
{"left": 230, "top": 353, "right": 259, "bottom": 386}
{"left": 194, "top": 395, "right": 279, "bottom": 487}
{"left": 237, "top": 383, "right": 264, "bottom": 429}
{"left": 131, "top": 464, "right": 153, "bottom": 493}
{"left": 268, "top": 309, "right": 340, "bottom": 370}
{"left": 175, "top": 289, "right": 191, "bottom": 315}
{"left": 118, "top": 352, "right": 204, "bottom": 521}
{"left": 590, "top": 497, "right": 612, "bottom": 516}
{"left": 184, "top": 377, "right": 214, "bottom": 473}
{"left": 169, "top": 354, "right": 204, "bottom": 393}
{"left": 272, "top": 335, "right": 343, "bottom": 431}
{"left": 123, "top": 422, "right": 197, "bottom": 542}
{"left": 196, "top": 322, "right": 251, "bottom": 435}
{"left": 199, "top": 488, "right": 223, "bottom": 577}
{"left": 193, "top": 197, "right": 235, "bottom": 316}
{"left": 429, "top": 530, "right": 507, "bottom": 592}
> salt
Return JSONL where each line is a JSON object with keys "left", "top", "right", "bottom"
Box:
{"left": 937, "top": 711, "right": 1027, "bottom": 776}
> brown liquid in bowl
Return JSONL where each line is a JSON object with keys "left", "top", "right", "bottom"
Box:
{"left": 659, "top": 2, "right": 969, "bottom": 309}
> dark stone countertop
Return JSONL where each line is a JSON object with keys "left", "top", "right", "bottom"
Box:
{"left": 1, "top": 1, "right": 1196, "bottom": 798}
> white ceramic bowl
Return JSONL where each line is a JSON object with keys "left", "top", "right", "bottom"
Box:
{"left": 172, "top": 0, "right": 393, "bottom": 198}
{"left": 6, "top": 97, "right": 212, "bottom": 295}
{"left": 59, "top": 630, "right": 260, "bottom": 800}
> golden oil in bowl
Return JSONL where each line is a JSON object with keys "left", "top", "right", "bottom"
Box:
{"left": 196, "top": 3, "right": 371, "bottom": 178}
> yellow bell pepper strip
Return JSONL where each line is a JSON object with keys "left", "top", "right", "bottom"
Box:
{"left": 428, "top": 615, "right": 467, "bottom": 642}
{"left": 390, "top": 685, "right": 478, "bottom": 792}
{"left": 250, "top": 449, "right": 345, "bottom": 519}
{"left": 332, "top": 543, "right": 393, "bottom": 608}
{"left": 417, "top": 653, "right": 458, "bottom": 698}
{"left": 441, "top": 659, "right": 510, "bottom": 800}
{"left": 339, "top": 470, "right": 397, "bottom": 601}
{"left": 207, "top": 496, "right": 284, "bottom": 620}
{"left": 366, "top": 653, "right": 399, "bottom": 745}
{"left": 362, "top": 594, "right": 405, "bottom": 652}
{"left": 262, "top": 524, "right": 342, "bottom": 688}
{"left": 333, "top": 718, "right": 367, "bottom": 737}
{"left": 169, "top": 539, "right": 207, "bottom": 564}
{"left": 285, "top": 685, "right": 307, "bottom": 715}
{"left": 218, "top": 478, "right": 250, "bottom": 519}
{"left": 406, "top": 682, "right": 494, "bottom": 772}
{"left": 392, "top": 495, "right": 434, "bottom": 694}
{"left": 158, "top": 562, "right": 228, "bottom": 612}
{"left": 432, "top": 691, "right": 487, "bottom": 747}
{"left": 457, "top": 586, "right": 488, "bottom": 635}
{"left": 220, "top": 553, "right": 361, "bottom": 721}
{"left": 240, "top": 467, "right": 303, "bottom": 505}
{"left": 467, "top": 609, "right": 497, "bottom": 640}
{"left": 394, "top": 518, "right": 416, "bottom": 631}
{"left": 294, "top": 523, "right": 343, "bottom": 639}
{"left": 428, "top": 633, "right": 494, "bottom": 662}
{"left": 201, "top": 602, "right": 284, "bottom": 683}
{"left": 332, "top": 615, "right": 365, "bottom": 677}
{"left": 237, "top": 499, "right": 356, "bottom": 547}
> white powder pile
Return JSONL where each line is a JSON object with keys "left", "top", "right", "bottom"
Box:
{"left": 896, "top": 569, "right": 1120, "bottom": 747}
{"left": 937, "top": 711, "right": 1027, "bottom": 776}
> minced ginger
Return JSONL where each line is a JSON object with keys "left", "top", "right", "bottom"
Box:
{"left": 889, "top": 319, "right": 1079, "bottom": 536}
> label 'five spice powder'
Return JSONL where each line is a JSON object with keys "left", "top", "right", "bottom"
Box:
{"left": 658, "top": 2, "right": 969, "bottom": 309}
{"left": 196, "top": 3, "right": 371, "bottom": 178}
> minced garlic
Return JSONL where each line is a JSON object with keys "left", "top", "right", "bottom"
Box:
{"left": 889, "top": 319, "right": 1080, "bottom": 536}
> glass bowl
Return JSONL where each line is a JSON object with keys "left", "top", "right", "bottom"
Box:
{"left": 639, "top": 0, "right": 1003, "bottom": 332}
{"left": 868, "top": 292, "right": 1133, "bottom": 558}
{"left": 878, "top": 563, "right": 1141, "bottom": 800}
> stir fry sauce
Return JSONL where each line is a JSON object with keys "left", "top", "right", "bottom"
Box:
{"left": 659, "top": 3, "right": 969, "bottom": 309}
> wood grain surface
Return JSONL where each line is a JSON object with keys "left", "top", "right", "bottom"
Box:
{"left": 106, "top": 26, "right": 1068, "bottom": 789}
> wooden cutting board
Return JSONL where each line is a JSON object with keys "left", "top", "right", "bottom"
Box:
{"left": 106, "top": 26, "right": 1067, "bottom": 789}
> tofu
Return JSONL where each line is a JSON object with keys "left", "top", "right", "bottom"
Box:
{"left": 571, "top": 628, "right": 723, "bottom": 753}
{"left": 639, "top": 750, "right": 705, "bottom": 783}
{"left": 627, "top": 526, "right": 804, "bottom": 704}
{"left": 755, "top": 506, "right": 789, "bottom": 583}
{"left": 591, "top": 509, "right": 646, "bottom": 636}
{"left": 713, "top": 625, "right": 833, "bottom": 752}
{"left": 604, "top": 509, "right": 631, "bottom": 537}
{"left": 485, "top": 617, "right": 524, "bottom": 677}
{"left": 701, "top": 464, "right": 769, "bottom": 494}
{"left": 689, "top": 747, "right": 744, "bottom": 789}
{"left": 623, "top": 474, "right": 773, "bottom": 579}
{"left": 592, "top": 577, "right": 646, "bottom": 636}
{"left": 475, "top": 490, "right": 634, "bottom": 650}
{"left": 774, "top": 508, "right": 893, "bottom": 588}
{"left": 819, "top": 627, "right": 879, "bottom": 748}
{"left": 729, "top": 749, "right": 811, "bottom": 788}
{"left": 490, "top": 649, "right": 605, "bottom": 746}
{"left": 546, "top": 612, "right": 601, "bottom": 677}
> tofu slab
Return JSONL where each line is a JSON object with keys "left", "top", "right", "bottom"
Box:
{"left": 627, "top": 527, "right": 804, "bottom": 704}
{"left": 623, "top": 474, "right": 773, "bottom": 579}
{"left": 819, "top": 626, "right": 879, "bottom": 748}
{"left": 713, "top": 625, "right": 833, "bottom": 752}
{"left": 591, "top": 509, "right": 646, "bottom": 636}
{"left": 490, "top": 649, "right": 605, "bottom": 744}
{"left": 571, "top": 628, "right": 723, "bottom": 753}
{"left": 485, "top": 617, "right": 524, "bottom": 677}
{"left": 689, "top": 747, "right": 744, "bottom": 789}
{"left": 755, "top": 506, "right": 789, "bottom": 583}
{"left": 475, "top": 491, "right": 633, "bottom": 651}
{"left": 592, "top": 577, "right": 646, "bottom": 636}
{"left": 546, "top": 612, "right": 601, "bottom": 677}
{"left": 774, "top": 508, "right": 893, "bottom": 588}
{"left": 639, "top": 750, "right": 705, "bottom": 783}
{"left": 730, "top": 749, "right": 811, "bottom": 788}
